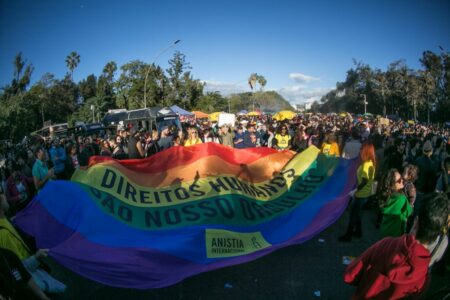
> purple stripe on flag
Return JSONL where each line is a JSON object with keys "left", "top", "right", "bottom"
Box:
{"left": 15, "top": 190, "right": 353, "bottom": 289}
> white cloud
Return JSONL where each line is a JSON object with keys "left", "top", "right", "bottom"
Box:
{"left": 201, "top": 80, "right": 247, "bottom": 96}
{"left": 279, "top": 85, "right": 333, "bottom": 104}
{"left": 201, "top": 74, "right": 334, "bottom": 106}
{"left": 280, "top": 72, "right": 333, "bottom": 104}
{"left": 289, "top": 73, "right": 320, "bottom": 84}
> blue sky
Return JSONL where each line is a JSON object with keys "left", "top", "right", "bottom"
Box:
{"left": 1, "top": 0, "right": 449, "bottom": 105}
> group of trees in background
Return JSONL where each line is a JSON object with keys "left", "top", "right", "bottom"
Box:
{"left": 1, "top": 48, "right": 447, "bottom": 141}
{"left": 316, "top": 49, "right": 449, "bottom": 123}
{"left": 0, "top": 50, "right": 292, "bottom": 140}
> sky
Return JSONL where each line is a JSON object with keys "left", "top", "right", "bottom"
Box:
{"left": 1, "top": 0, "right": 449, "bottom": 105}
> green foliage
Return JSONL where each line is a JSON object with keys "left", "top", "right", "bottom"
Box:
{"left": 319, "top": 51, "right": 450, "bottom": 123}
{"left": 97, "top": 61, "right": 118, "bottom": 112}
{"left": 229, "top": 91, "right": 292, "bottom": 113}
{"left": 69, "top": 96, "right": 102, "bottom": 125}
{"left": 195, "top": 92, "right": 228, "bottom": 113}
{"left": 248, "top": 73, "right": 267, "bottom": 91}
{"left": 66, "top": 51, "right": 81, "bottom": 81}
{"left": 115, "top": 60, "right": 148, "bottom": 109}
{"left": 165, "top": 51, "right": 203, "bottom": 109}
{"left": 79, "top": 74, "right": 97, "bottom": 101}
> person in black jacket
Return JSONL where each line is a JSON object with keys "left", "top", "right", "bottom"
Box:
{"left": 127, "top": 127, "right": 145, "bottom": 159}
{"left": 0, "top": 248, "right": 50, "bottom": 300}
{"left": 386, "top": 138, "right": 407, "bottom": 173}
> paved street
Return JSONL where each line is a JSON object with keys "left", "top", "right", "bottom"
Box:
{"left": 46, "top": 207, "right": 448, "bottom": 300}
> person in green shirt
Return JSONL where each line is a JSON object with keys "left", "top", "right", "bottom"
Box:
{"left": 379, "top": 169, "right": 413, "bottom": 238}
{"left": 32, "top": 148, "right": 54, "bottom": 191}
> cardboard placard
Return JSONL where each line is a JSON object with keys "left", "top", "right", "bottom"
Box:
{"left": 218, "top": 113, "right": 236, "bottom": 127}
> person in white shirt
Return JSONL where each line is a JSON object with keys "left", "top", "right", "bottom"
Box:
{"left": 343, "top": 128, "right": 362, "bottom": 159}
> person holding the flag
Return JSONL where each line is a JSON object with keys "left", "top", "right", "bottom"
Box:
{"left": 0, "top": 187, "right": 66, "bottom": 294}
{"left": 339, "top": 142, "right": 376, "bottom": 242}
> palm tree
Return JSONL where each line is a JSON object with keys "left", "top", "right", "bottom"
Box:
{"left": 66, "top": 51, "right": 81, "bottom": 81}
{"left": 13, "top": 52, "right": 25, "bottom": 83}
{"left": 102, "top": 61, "right": 117, "bottom": 82}
{"left": 248, "top": 73, "right": 267, "bottom": 110}
{"left": 248, "top": 73, "right": 258, "bottom": 91}
{"left": 257, "top": 75, "right": 267, "bottom": 91}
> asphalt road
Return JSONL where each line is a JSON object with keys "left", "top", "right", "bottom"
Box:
{"left": 46, "top": 207, "right": 449, "bottom": 300}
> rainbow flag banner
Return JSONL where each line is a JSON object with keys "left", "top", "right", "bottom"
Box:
{"left": 15, "top": 143, "right": 357, "bottom": 289}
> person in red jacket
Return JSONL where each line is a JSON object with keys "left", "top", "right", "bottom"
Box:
{"left": 344, "top": 192, "right": 450, "bottom": 299}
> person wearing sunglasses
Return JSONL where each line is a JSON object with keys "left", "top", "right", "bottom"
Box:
{"left": 378, "top": 168, "right": 413, "bottom": 238}
{"left": 184, "top": 127, "right": 203, "bottom": 147}
{"left": 344, "top": 192, "right": 450, "bottom": 299}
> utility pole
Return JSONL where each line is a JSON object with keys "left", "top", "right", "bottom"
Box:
{"left": 361, "top": 94, "right": 367, "bottom": 114}
{"left": 41, "top": 104, "right": 45, "bottom": 126}
{"left": 90, "top": 105, "right": 95, "bottom": 123}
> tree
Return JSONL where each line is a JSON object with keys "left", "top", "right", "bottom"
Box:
{"left": 13, "top": 52, "right": 25, "bottom": 83}
{"left": 247, "top": 73, "right": 267, "bottom": 111}
{"left": 420, "top": 50, "right": 447, "bottom": 122}
{"left": 229, "top": 91, "right": 292, "bottom": 113}
{"left": 115, "top": 60, "right": 148, "bottom": 109}
{"left": 79, "top": 74, "right": 97, "bottom": 102}
{"left": 318, "top": 52, "right": 450, "bottom": 122}
{"left": 165, "top": 51, "right": 202, "bottom": 109}
{"left": 195, "top": 92, "right": 228, "bottom": 113}
{"left": 66, "top": 51, "right": 81, "bottom": 81}
{"left": 418, "top": 70, "right": 435, "bottom": 123}
{"left": 257, "top": 75, "right": 267, "bottom": 91}
{"left": 97, "top": 61, "right": 118, "bottom": 112}
{"left": 248, "top": 73, "right": 258, "bottom": 91}
{"left": 166, "top": 51, "right": 190, "bottom": 106}
{"left": 102, "top": 61, "right": 117, "bottom": 82}
{"left": 371, "top": 70, "right": 390, "bottom": 116}
{"left": 4, "top": 52, "right": 34, "bottom": 97}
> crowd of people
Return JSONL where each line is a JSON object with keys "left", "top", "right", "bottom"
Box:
{"left": 0, "top": 112, "right": 449, "bottom": 299}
